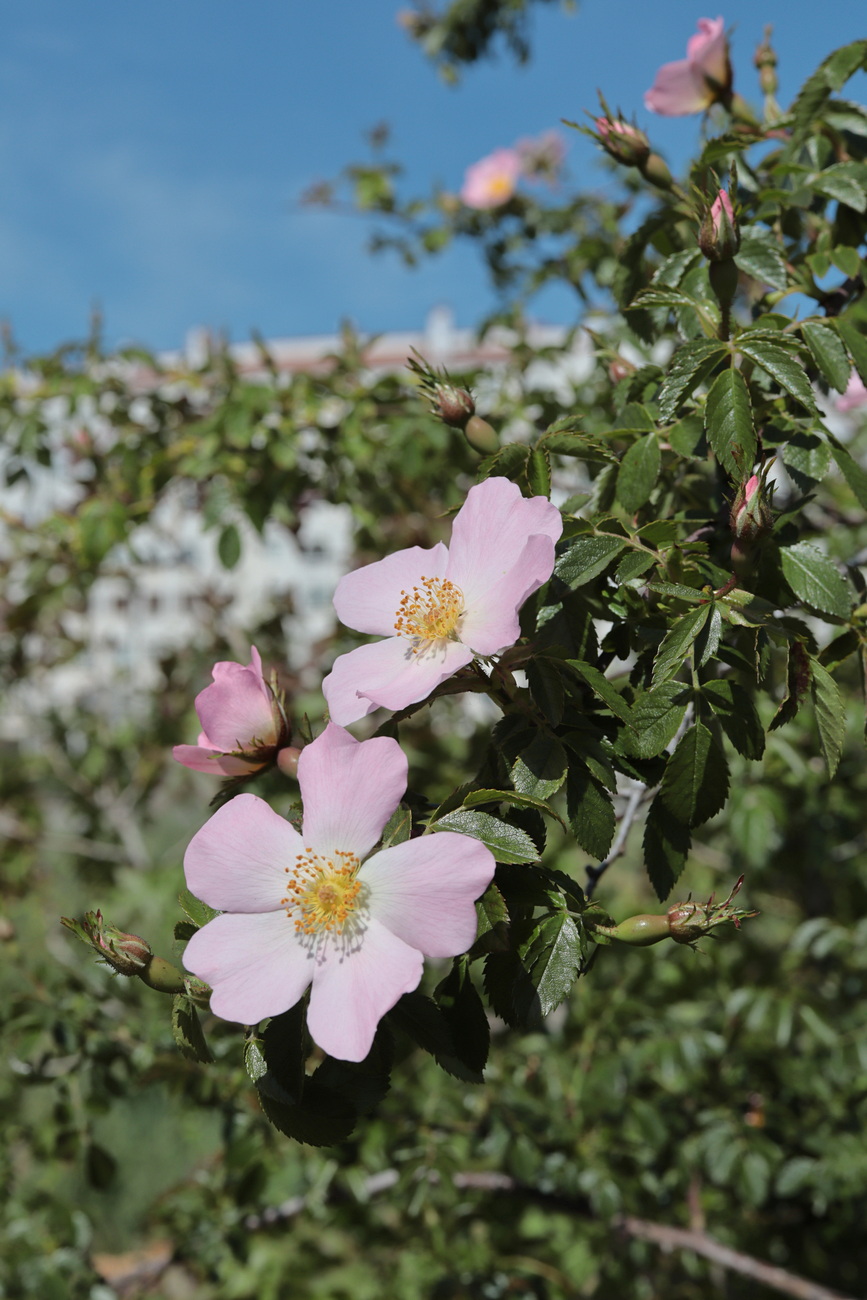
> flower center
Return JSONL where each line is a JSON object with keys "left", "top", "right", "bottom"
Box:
{"left": 393, "top": 576, "right": 464, "bottom": 650}
{"left": 282, "top": 848, "right": 365, "bottom": 937}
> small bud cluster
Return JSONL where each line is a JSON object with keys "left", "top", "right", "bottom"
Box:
{"left": 598, "top": 877, "right": 757, "bottom": 950}
{"left": 407, "top": 348, "right": 500, "bottom": 453}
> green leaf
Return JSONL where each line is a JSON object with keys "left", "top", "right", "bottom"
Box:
{"left": 616, "top": 433, "right": 660, "bottom": 512}
{"left": 694, "top": 603, "right": 723, "bottom": 668}
{"left": 178, "top": 889, "right": 219, "bottom": 928}
{"left": 780, "top": 542, "right": 852, "bottom": 618}
{"left": 668, "top": 415, "right": 705, "bottom": 457}
{"left": 801, "top": 321, "right": 851, "bottom": 393}
{"left": 770, "top": 640, "right": 813, "bottom": 731}
{"left": 257, "top": 1083, "right": 357, "bottom": 1147}
{"left": 462, "top": 788, "right": 562, "bottom": 824}
{"left": 171, "top": 994, "right": 214, "bottom": 1064}
{"left": 825, "top": 429, "right": 867, "bottom": 510}
{"left": 526, "top": 657, "right": 565, "bottom": 726}
{"left": 734, "top": 227, "right": 788, "bottom": 291}
{"left": 431, "top": 810, "right": 539, "bottom": 863}
{"left": 791, "top": 41, "right": 867, "bottom": 141}
{"left": 471, "top": 883, "right": 510, "bottom": 956}
{"left": 511, "top": 732, "right": 568, "bottom": 801}
{"left": 643, "top": 796, "right": 691, "bottom": 902}
{"left": 619, "top": 681, "right": 689, "bottom": 759}
{"left": 258, "top": 1004, "right": 308, "bottom": 1106}
{"left": 810, "top": 659, "right": 846, "bottom": 778}
{"left": 380, "top": 804, "right": 412, "bottom": 848}
{"left": 659, "top": 722, "right": 729, "bottom": 828}
{"left": 657, "top": 339, "right": 727, "bottom": 423}
{"left": 526, "top": 446, "right": 551, "bottom": 498}
{"left": 478, "top": 442, "right": 529, "bottom": 481}
{"left": 652, "top": 604, "right": 711, "bottom": 686}
{"left": 540, "top": 429, "right": 618, "bottom": 464}
{"left": 737, "top": 337, "right": 817, "bottom": 412}
{"left": 516, "top": 912, "right": 586, "bottom": 1019}
{"left": 217, "top": 522, "right": 242, "bottom": 569}
{"left": 615, "top": 550, "right": 656, "bottom": 584}
{"left": 566, "top": 765, "right": 616, "bottom": 859}
{"left": 701, "top": 680, "right": 765, "bottom": 760}
{"left": 435, "top": 959, "right": 490, "bottom": 1079}
{"left": 781, "top": 431, "right": 832, "bottom": 489}
{"left": 565, "top": 659, "right": 634, "bottom": 724}
{"left": 554, "top": 535, "right": 626, "bottom": 588}
{"left": 811, "top": 161, "right": 867, "bottom": 213}
{"left": 835, "top": 318, "right": 867, "bottom": 386}
{"left": 704, "top": 368, "right": 756, "bottom": 478}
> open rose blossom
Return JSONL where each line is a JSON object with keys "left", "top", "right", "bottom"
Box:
{"left": 182, "top": 723, "right": 495, "bottom": 1061}
{"left": 460, "top": 147, "right": 523, "bottom": 209}
{"left": 173, "top": 647, "right": 289, "bottom": 775}
{"left": 323, "top": 476, "right": 563, "bottom": 725}
{"left": 644, "top": 17, "right": 731, "bottom": 116}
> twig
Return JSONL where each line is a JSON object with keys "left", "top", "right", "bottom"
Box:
{"left": 244, "top": 1167, "right": 857, "bottom": 1300}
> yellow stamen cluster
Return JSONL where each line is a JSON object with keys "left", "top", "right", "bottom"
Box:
{"left": 393, "top": 576, "right": 464, "bottom": 651}
{"left": 282, "top": 849, "right": 363, "bottom": 936}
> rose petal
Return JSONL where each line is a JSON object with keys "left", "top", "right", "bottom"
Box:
{"left": 324, "top": 636, "right": 473, "bottom": 725}
{"left": 333, "top": 543, "right": 449, "bottom": 636}
{"left": 196, "top": 661, "right": 277, "bottom": 752}
{"left": 363, "top": 832, "right": 495, "bottom": 958}
{"left": 184, "top": 911, "right": 313, "bottom": 1025}
{"left": 687, "top": 17, "right": 727, "bottom": 83}
{"left": 644, "top": 58, "right": 710, "bottom": 115}
{"left": 184, "top": 793, "right": 303, "bottom": 912}
{"left": 172, "top": 744, "right": 265, "bottom": 776}
{"left": 459, "top": 533, "right": 557, "bottom": 656}
{"left": 446, "top": 477, "right": 561, "bottom": 611}
{"left": 306, "top": 917, "right": 423, "bottom": 1061}
{"left": 299, "top": 723, "right": 407, "bottom": 858}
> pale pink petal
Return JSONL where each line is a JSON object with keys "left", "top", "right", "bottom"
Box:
{"left": 184, "top": 911, "right": 313, "bottom": 1025}
{"left": 687, "top": 17, "right": 728, "bottom": 83}
{"left": 362, "top": 832, "right": 495, "bottom": 958}
{"left": 307, "top": 917, "right": 423, "bottom": 1060}
{"left": 333, "top": 543, "right": 449, "bottom": 635}
{"left": 446, "top": 477, "right": 562, "bottom": 611}
{"left": 459, "top": 533, "right": 557, "bottom": 656}
{"left": 196, "top": 661, "right": 277, "bottom": 752}
{"left": 172, "top": 743, "right": 265, "bottom": 776}
{"left": 299, "top": 722, "right": 407, "bottom": 857}
{"left": 836, "top": 373, "right": 867, "bottom": 412}
{"left": 644, "top": 58, "right": 710, "bottom": 115}
{"left": 460, "top": 148, "right": 523, "bottom": 210}
{"left": 323, "top": 636, "right": 473, "bottom": 725}
{"left": 184, "top": 792, "right": 303, "bottom": 912}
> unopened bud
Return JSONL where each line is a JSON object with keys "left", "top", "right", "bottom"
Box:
{"left": 277, "top": 745, "right": 302, "bottom": 779}
{"left": 641, "top": 153, "right": 674, "bottom": 191}
{"left": 730, "top": 472, "right": 773, "bottom": 544}
{"left": 594, "top": 117, "right": 651, "bottom": 168}
{"left": 64, "top": 910, "right": 153, "bottom": 976}
{"left": 464, "top": 414, "right": 500, "bottom": 455}
{"left": 754, "top": 26, "right": 778, "bottom": 98}
{"left": 435, "top": 384, "right": 476, "bottom": 428}
{"left": 699, "top": 189, "right": 741, "bottom": 263}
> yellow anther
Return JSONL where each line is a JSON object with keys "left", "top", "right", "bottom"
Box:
{"left": 393, "top": 576, "right": 464, "bottom": 651}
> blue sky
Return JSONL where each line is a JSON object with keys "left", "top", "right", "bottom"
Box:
{"left": 1, "top": 2, "right": 864, "bottom": 354}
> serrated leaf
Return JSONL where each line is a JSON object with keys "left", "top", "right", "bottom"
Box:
{"left": 825, "top": 429, "right": 867, "bottom": 510}
{"left": 258, "top": 1003, "right": 308, "bottom": 1106}
{"left": 615, "top": 550, "right": 656, "bottom": 583}
{"left": 511, "top": 731, "right": 568, "bottom": 801}
{"left": 380, "top": 804, "right": 412, "bottom": 848}
{"left": 659, "top": 721, "right": 729, "bottom": 828}
{"left": 643, "top": 796, "right": 691, "bottom": 901}
{"left": 435, "top": 959, "right": 490, "bottom": 1079}
{"left": 258, "top": 1077, "right": 357, "bottom": 1147}
{"left": 780, "top": 542, "right": 851, "bottom": 618}
{"left": 478, "top": 442, "right": 529, "bottom": 481}
{"left": 653, "top": 604, "right": 711, "bottom": 685}
{"left": 802, "top": 321, "right": 851, "bottom": 393}
{"left": 695, "top": 604, "right": 723, "bottom": 669}
{"left": 652, "top": 247, "right": 703, "bottom": 287}
{"left": 657, "top": 339, "right": 727, "bottom": 423}
{"left": 526, "top": 446, "right": 551, "bottom": 497}
{"left": 566, "top": 765, "right": 616, "bottom": 859}
{"left": 431, "top": 810, "right": 538, "bottom": 863}
{"left": 471, "top": 883, "right": 510, "bottom": 955}
{"left": 792, "top": 42, "right": 867, "bottom": 141}
{"left": 810, "top": 659, "right": 846, "bottom": 778}
{"left": 554, "top": 535, "right": 626, "bottom": 588}
{"left": 565, "top": 658, "right": 634, "bottom": 724}
{"left": 619, "top": 681, "right": 689, "bottom": 759}
{"left": 539, "top": 429, "right": 618, "bottom": 464}
{"left": 668, "top": 414, "right": 705, "bottom": 456}
{"left": 735, "top": 228, "right": 789, "bottom": 291}
{"left": 178, "top": 889, "right": 219, "bottom": 928}
{"left": 616, "top": 433, "right": 660, "bottom": 512}
{"left": 781, "top": 431, "right": 832, "bottom": 488}
{"left": 174, "top": 920, "right": 198, "bottom": 942}
{"left": 701, "top": 680, "right": 765, "bottom": 760}
{"left": 835, "top": 318, "right": 867, "bottom": 387}
{"left": 704, "top": 368, "right": 756, "bottom": 477}
{"left": 526, "top": 657, "right": 565, "bottom": 726}
{"left": 171, "top": 994, "right": 214, "bottom": 1064}
{"left": 516, "top": 912, "right": 585, "bottom": 1019}
{"left": 770, "top": 640, "right": 812, "bottom": 731}
{"left": 462, "top": 788, "right": 561, "bottom": 822}
{"left": 811, "top": 162, "right": 867, "bottom": 213}
{"left": 737, "top": 338, "right": 816, "bottom": 412}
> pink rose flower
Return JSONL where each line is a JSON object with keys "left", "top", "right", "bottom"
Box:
{"left": 645, "top": 17, "right": 731, "bottom": 116}
{"left": 836, "top": 372, "right": 867, "bottom": 413}
{"left": 699, "top": 188, "right": 740, "bottom": 261}
{"left": 182, "top": 722, "right": 495, "bottom": 1061}
{"left": 323, "top": 476, "right": 563, "bottom": 725}
{"left": 460, "top": 148, "right": 523, "bottom": 209}
{"left": 173, "top": 646, "right": 288, "bottom": 775}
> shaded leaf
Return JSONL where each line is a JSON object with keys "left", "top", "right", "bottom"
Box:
{"left": 810, "top": 658, "right": 846, "bottom": 778}
{"left": 659, "top": 722, "right": 729, "bottom": 828}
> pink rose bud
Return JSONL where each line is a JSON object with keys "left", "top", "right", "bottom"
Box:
{"left": 699, "top": 188, "right": 740, "bottom": 262}
{"left": 460, "top": 148, "right": 523, "bottom": 209}
{"left": 645, "top": 17, "right": 732, "bottom": 117}
{"left": 730, "top": 470, "right": 773, "bottom": 544}
{"left": 173, "top": 647, "right": 291, "bottom": 776}
{"left": 594, "top": 117, "right": 651, "bottom": 168}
